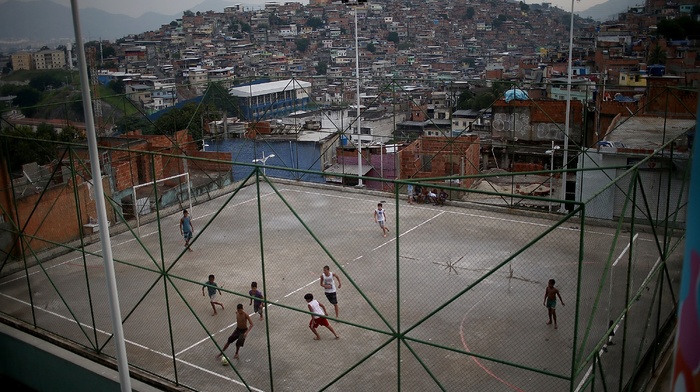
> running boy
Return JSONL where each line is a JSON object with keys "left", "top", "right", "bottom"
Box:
{"left": 304, "top": 293, "right": 339, "bottom": 340}
{"left": 202, "top": 274, "right": 224, "bottom": 316}
{"left": 179, "top": 209, "right": 194, "bottom": 251}
{"left": 373, "top": 203, "right": 389, "bottom": 237}
{"left": 320, "top": 266, "right": 341, "bottom": 318}
{"left": 249, "top": 281, "right": 265, "bottom": 320}
{"left": 543, "top": 279, "right": 565, "bottom": 329}
{"left": 216, "top": 304, "right": 254, "bottom": 359}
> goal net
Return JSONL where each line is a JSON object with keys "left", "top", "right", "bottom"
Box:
{"left": 131, "top": 172, "right": 191, "bottom": 236}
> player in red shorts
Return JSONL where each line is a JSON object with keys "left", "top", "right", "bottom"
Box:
{"left": 304, "top": 293, "right": 339, "bottom": 340}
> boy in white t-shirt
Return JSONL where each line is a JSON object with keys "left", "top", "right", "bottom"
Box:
{"left": 304, "top": 293, "right": 339, "bottom": 340}
{"left": 373, "top": 203, "right": 389, "bottom": 238}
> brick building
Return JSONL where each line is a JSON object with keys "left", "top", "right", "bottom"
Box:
{"left": 0, "top": 130, "right": 232, "bottom": 257}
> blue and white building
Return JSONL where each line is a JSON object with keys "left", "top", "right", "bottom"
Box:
{"left": 228, "top": 79, "right": 312, "bottom": 121}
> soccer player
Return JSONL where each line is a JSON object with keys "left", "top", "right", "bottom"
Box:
{"left": 304, "top": 293, "right": 338, "bottom": 340}
{"left": 373, "top": 203, "right": 389, "bottom": 237}
{"left": 544, "top": 279, "right": 565, "bottom": 329}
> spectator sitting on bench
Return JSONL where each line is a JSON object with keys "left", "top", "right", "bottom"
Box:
{"left": 427, "top": 188, "right": 438, "bottom": 204}
{"left": 436, "top": 190, "right": 448, "bottom": 206}
{"left": 415, "top": 186, "right": 426, "bottom": 204}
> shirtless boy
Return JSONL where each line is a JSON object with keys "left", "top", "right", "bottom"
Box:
{"left": 543, "top": 279, "right": 565, "bottom": 329}
{"left": 217, "top": 304, "right": 254, "bottom": 359}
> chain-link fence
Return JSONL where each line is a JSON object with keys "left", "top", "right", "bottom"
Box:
{"left": 0, "top": 78, "right": 693, "bottom": 391}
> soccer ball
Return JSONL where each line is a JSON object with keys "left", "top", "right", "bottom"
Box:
{"left": 221, "top": 356, "right": 229, "bottom": 366}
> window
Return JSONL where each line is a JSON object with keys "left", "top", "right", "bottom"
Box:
{"left": 421, "top": 154, "right": 432, "bottom": 171}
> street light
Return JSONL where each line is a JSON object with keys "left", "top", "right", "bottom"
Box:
{"left": 252, "top": 151, "right": 276, "bottom": 175}
{"left": 344, "top": 0, "right": 366, "bottom": 188}
{"left": 559, "top": 0, "right": 576, "bottom": 213}
{"left": 545, "top": 142, "right": 561, "bottom": 213}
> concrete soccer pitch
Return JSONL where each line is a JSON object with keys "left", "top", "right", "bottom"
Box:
{"left": 0, "top": 180, "right": 676, "bottom": 391}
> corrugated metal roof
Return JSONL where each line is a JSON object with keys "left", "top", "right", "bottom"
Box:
{"left": 229, "top": 79, "right": 312, "bottom": 97}
{"left": 324, "top": 164, "right": 372, "bottom": 175}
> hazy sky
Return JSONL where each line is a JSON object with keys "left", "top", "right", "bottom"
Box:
{"left": 1, "top": 0, "right": 608, "bottom": 18}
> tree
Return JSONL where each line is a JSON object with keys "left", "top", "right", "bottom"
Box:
{"left": 315, "top": 61, "right": 328, "bottom": 75}
{"left": 456, "top": 89, "right": 474, "bottom": 110}
{"left": 115, "top": 114, "right": 154, "bottom": 134}
{"left": 464, "top": 7, "right": 475, "bottom": 20}
{"left": 1, "top": 125, "right": 55, "bottom": 168}
{"left": 471, "top": 92, "right": 497, "bottom": 110}
{"left": 153, "top": 102, "right": 214, "bottom": 142}
{"left": 387, "top": 32, "right": 399, "bottom": 43}
{"left": 102, "top": 46, "right": 116, "bottom": 59}
{"left": 202, "top": 82, "right": 240, "bottom": 117}
{"left": 108, "top": 79, "right": 125, "bottom": 94}
{"left": 306, "top": 17, "right": 324, "bottom": 29}
{"left": 57, "top": 125, "right": 83, "bottom": 143}
{"left": 657, "top": 16, "right": 700, "bottom": 40}
{"left": 492, "top": 14, "right": 507, "bottom": 29}
{"left": 520, "top": 1, "right": 530, "bottom": 12}
{"left": 183, "top": 10, "right": 194, "bottom": 17}
{"left": 36, "top": 123, "right": 57, "bottom": 141}
{"left": 366, "top": 43, "right": 376, "bottom": 53}
{"left": 657, "top": 19, "right": 685, "bottom": 40}
{"left": 241, "top": 22, "right": 251, "bottom": 33}
{"left": 491, "top": 80, "right": 515, "bottom": 97}
{"left": 13, "top": 88, "right": 42, "bottom": 117}
{"left": 647, "top": 44, "right": 667, "bottom": 65}
{"left": 295, "top": 38, "right": 310, "bottom": 53}
{"left": 268, "top": 14, "right": 283, "bottom": 26}
{"left": 460, "top": 57, "right": 476, "bottom": 67}
{"left": 29, "top": 74, "right": 63, "bottom": 91}
{"left": 68, "top": 93, "right": 85, "bottom": 120}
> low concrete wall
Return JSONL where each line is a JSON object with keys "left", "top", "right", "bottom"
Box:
{"left": 0, "top": 322, "right": 167, "bottom": 392}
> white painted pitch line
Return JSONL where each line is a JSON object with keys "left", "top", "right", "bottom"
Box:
{"left": 573, "top": 318, "right": 623, "bottom": 392}
{"left": 194, "top": 191, "right": 277, "bottom": 221}
{"left": 0, "top": 290, "right": 265, "bottom": 390}
{"left": 0, "top": 291, "right": 172, "bottom": 359}
{"left": 181, "top": 274, "right": 322, "bottom": 356}
{"left": 283, "top": 188, "right": 653, "bottom": 242}
{"left": 283, "top": 279, "right": 318, "bottom": 298}
{"left": 175, "top": 356, "right": 265, "bottom": 392}
{"left": 612, "top": 233, "right": 639, "bottom": 267}
{"left": 371, "top": 211, "right": 446, "bottom": 251}
{"left": 579, "top": 248, "right": 659, "bottom": 392}
{"left": 175, "top": 306, "right": 268, "bottom": 357}
{"left": 0, "top": 233, "right": 159, "bottom": 287}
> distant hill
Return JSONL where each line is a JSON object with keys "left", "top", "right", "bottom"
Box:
{"left": 578, "top": 0, "right": 640, "bottom": 21}
{"left": 0, "top": 0, "right": 179, "bottom": 41}
{"left": 0, "top": 0, "right": 641, "bottom": 43}
{"left": 187, "top": 0, "right": 264, "bottom": 13}
{"left": 0, "top": 0, "right": 270, "bottom": 42}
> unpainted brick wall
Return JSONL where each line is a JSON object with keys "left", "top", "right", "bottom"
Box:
{"left": 398, "top": 135, "right": 480, "bottom": 188}
{"left": 13, "top": 176, "right": 114, "bottom": 253}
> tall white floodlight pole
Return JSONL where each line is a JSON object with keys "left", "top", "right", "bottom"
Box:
{"left": 559, "top": 0, "right": 575, "bottom": 213}
{"left": 354, "top": 2, "right": 364, "bottom": 187}
{"left": 69, "top": 1, "right": 131, "bottom": 391}
{"left": 253, "top": 151, "right": 276, "bottom": 176}
{"left": 546, "top": 142, "right": 560, "bottom": 213}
